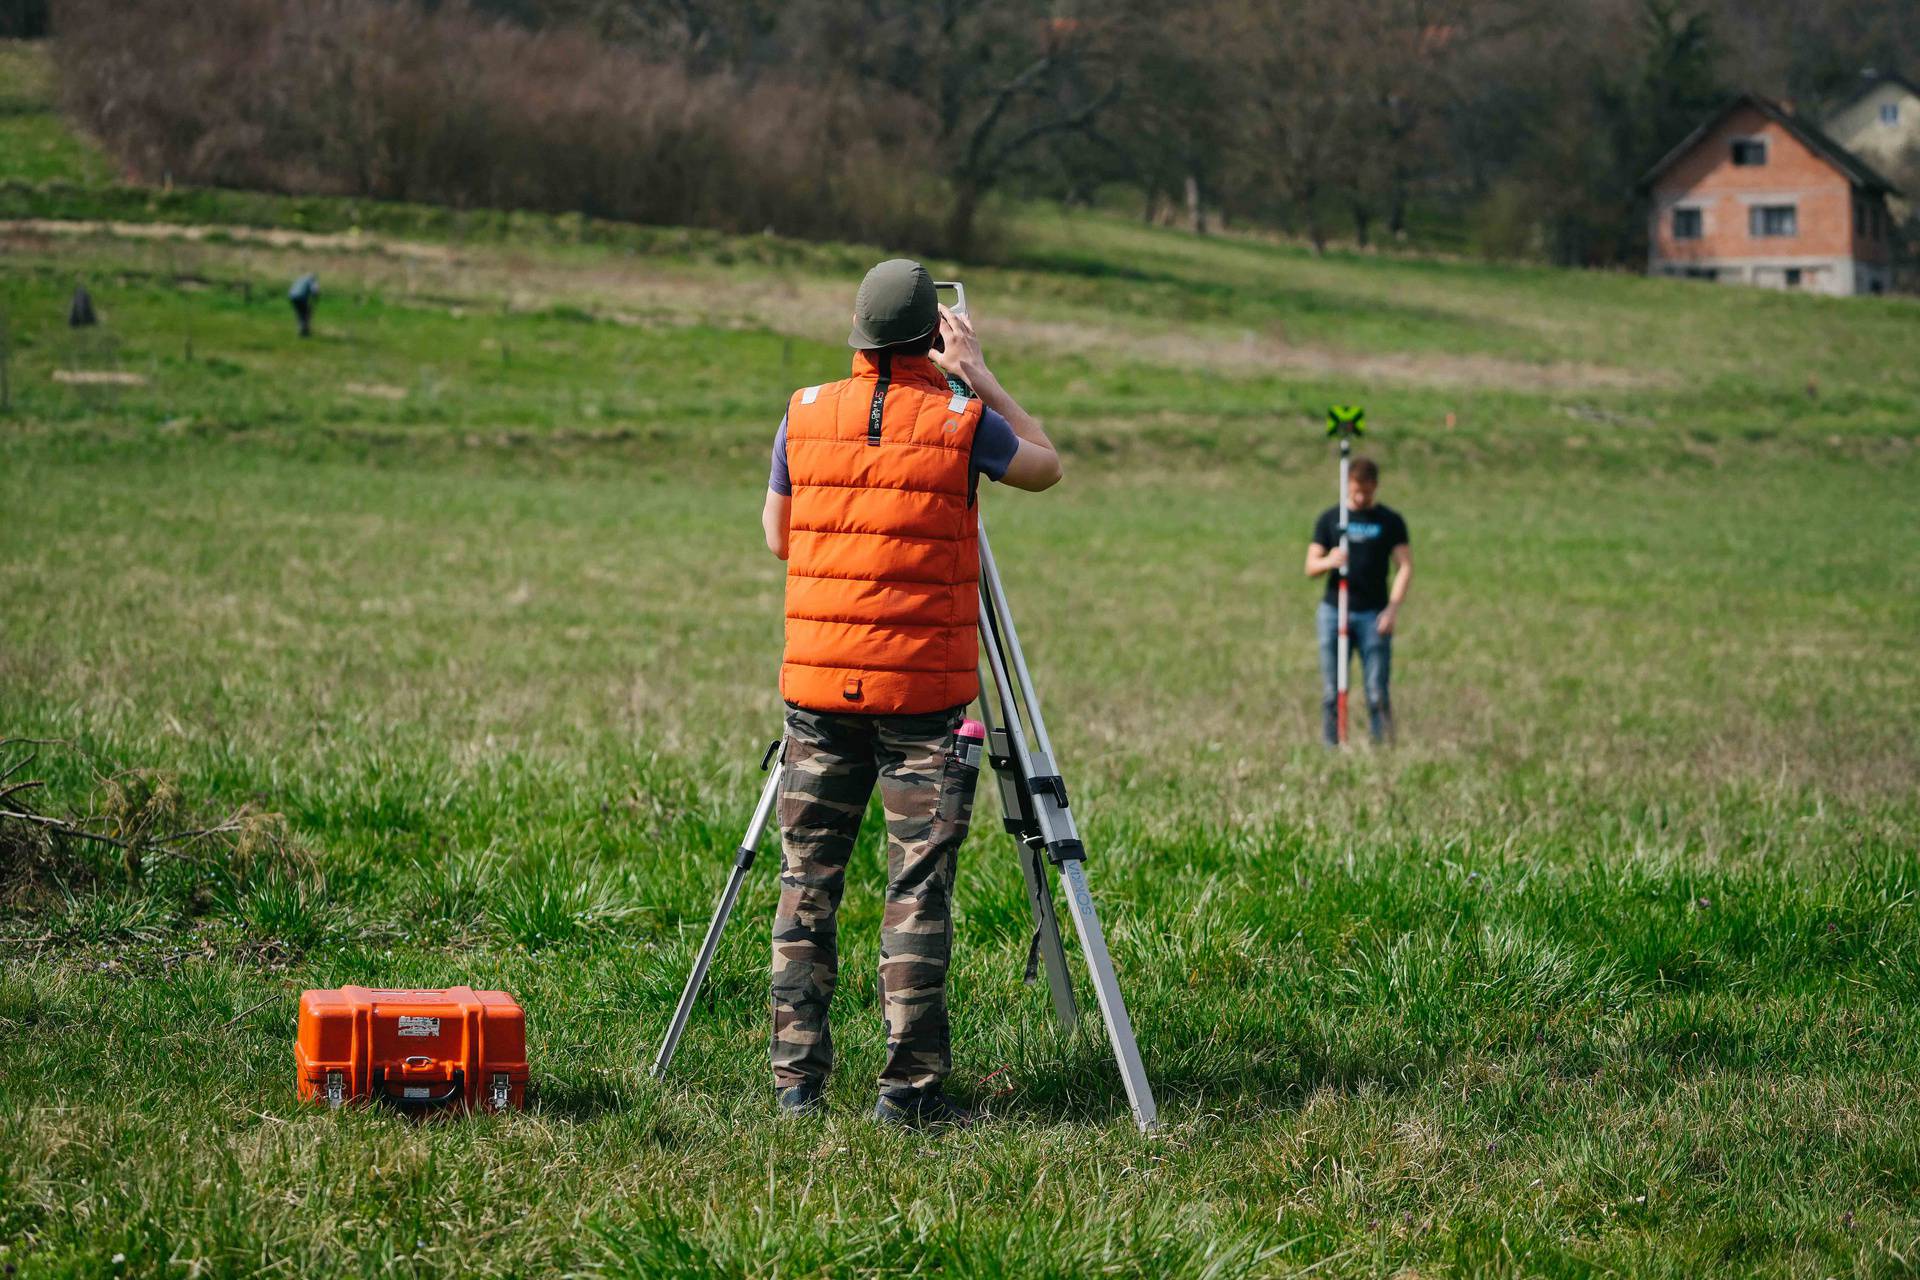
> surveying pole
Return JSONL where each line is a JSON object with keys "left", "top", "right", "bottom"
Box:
{"left": 1326, "top": 405, "right": 1365, "bottom": 746}
{"left": 650, "top": 740, "right": 783, "bottom": 1080}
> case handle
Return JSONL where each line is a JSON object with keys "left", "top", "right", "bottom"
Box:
{"left": 370, "top": 1065, "right": 466, "bottom": 1111}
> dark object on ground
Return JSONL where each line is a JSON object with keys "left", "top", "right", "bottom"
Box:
{"left": 874, "top": 1090, "right": 974, "bottom": 1129}
{"left": 289, "top": 273, "right": 319, "bottom": 338}
{"left": 68, "top": 285, "right": 97, "bottom": 328}
{"left": 776, "top": 1082, "right": 825, "bottom": 1116}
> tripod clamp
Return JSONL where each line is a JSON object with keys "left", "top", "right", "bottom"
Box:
{"left": 1029, "top": 774, "right": 1070, "bottom": 808}
{"left": 1044, "top": 838, "right": 1086, "bottom": 865}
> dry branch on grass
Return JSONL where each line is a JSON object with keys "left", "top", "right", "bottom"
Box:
{"left": 0, "top": 738, "right": 294, "bottom": 906}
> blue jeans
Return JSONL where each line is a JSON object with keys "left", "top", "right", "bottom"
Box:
{"left": 1317, "top": 601, "right": 1393, "bottom": 744}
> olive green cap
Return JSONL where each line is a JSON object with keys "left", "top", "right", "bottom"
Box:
{"left": 847, "top": 258, "right": 937, "bottom": 349}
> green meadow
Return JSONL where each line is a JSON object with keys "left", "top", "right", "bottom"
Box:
{"left": 3, "top": 41, "right": 1919, "bottom": 1279}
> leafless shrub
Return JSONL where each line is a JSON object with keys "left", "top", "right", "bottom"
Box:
{"left": 53, "top": 0, "right": 947, "bottom": 249}
{"left": 0, "top": 738, "right": 303, "bottom": 910}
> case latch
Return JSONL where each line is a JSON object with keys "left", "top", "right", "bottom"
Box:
{"left": 489, "top": 1072, "right": 510, "bottom": 1112}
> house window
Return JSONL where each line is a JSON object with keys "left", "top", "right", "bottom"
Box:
{"left": 1749, "top": 204, "right": 1797, "bottom": 237}
{"left": 1882, "top": 103, "right": 1900, "bottom": 126}
{"left": 1785, "top": 268, "right": 1803, "bottom": 286}
{"left": 1672, "top": 208, "right": 1702, "bottom": 239}
{"left": 1856, "top": 200, "right": 1867, "bottom": 236}
{"left": 1731, "top": 138, "right": 1767, "bottom": 165}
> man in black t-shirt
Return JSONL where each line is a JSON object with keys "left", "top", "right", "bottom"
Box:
{"left": 1304, "top": 456, "right": 1413, "bottom": 744}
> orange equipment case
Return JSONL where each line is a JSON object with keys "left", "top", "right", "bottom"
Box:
{"left": 296, "top": 985, "right": 528, "bottom": 1113}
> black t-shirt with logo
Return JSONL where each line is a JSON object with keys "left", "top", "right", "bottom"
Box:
{"left": 1312, "top": 504, "right": 1409, "bottom": 612}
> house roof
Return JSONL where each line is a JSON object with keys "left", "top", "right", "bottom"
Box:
{"left": 1831, "top": 69, "right": 1920, "bottom": 113}
{"left": 1640, "top": 92, "right": 1901, "bottom": 196}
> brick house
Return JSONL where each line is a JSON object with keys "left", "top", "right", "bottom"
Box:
{"left": 1643, "top": 94, "right": 1900, "bottom": 295}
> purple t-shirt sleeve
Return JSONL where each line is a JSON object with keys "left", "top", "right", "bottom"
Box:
{"left": 769, "top": 404, "right": 1018, "bottom": 494}
{"left": 769, "top": 415, "right": 791, "bottom": 496}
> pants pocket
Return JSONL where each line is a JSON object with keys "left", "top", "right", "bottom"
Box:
{"left": 935, "top": 732, "right": 981, "bottom": 835}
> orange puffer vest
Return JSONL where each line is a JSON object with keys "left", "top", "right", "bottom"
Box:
{"left": 781, "top": 351, "right": 984, "bottom": 715}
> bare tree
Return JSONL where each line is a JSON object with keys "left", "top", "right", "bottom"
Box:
{"left": 1098, "top": 1, "right": 1232, "bottom": 233}
{"left": 1212, "top": 0, "right": 1370, "bottom": 254}
{"left": 778, "top": 0, "right": 1127, "bottom": 256}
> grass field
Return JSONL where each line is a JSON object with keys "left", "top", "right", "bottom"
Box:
{"left": 4, "top": 40, "right": 1920, "bottom": 1279}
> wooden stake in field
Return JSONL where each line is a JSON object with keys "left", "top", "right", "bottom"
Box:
{"left": 1326, "top": 405, "right": 1366, "bottom": 747}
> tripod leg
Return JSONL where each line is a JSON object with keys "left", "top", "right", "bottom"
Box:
{"left": 1016, "top": 838, "right": 1079, "bottom": 1033}
{"left": 978, "top": 660, "right": 1079, "bottom": 1033}
{"left": 977, "top": 521, "right": 1159, "bottom": 1131}
{"left": 651, "top": 758, "right": 785, "bottom": 1080}
{"left": 1056, "top": 857, "right": 1159, "bottom": 1133}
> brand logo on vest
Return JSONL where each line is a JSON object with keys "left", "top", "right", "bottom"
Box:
{"left": 943, "top": 418, "right": 961, "bottom": 434}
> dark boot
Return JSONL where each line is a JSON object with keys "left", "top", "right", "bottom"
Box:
{"left": 874, "top": 1089, "right": 974, "bottom": 1129}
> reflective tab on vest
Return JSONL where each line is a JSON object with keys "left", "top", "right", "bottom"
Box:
{"left": 843, "top": 677, "right": 863, "bottom": 702}
{"left": 947, "top": 392, "right": 970, "bottom": 413}
{"left": 801, "top": 385, "right": 821, "bottom": 405}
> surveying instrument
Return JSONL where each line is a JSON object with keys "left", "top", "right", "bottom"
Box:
{"left": 651, "top": 284, "right": 1160, "bottom": 1133}
{"left": 1325, "top": 404, "right": 1365, "bottom": 747}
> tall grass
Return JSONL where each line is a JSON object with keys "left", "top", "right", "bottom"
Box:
{"left": 52, "top": 0, "right": 949, "bottom": 250}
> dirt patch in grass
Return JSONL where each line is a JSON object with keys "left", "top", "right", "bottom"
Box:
{"left": 51, "top": 369, "right": 147, "bottom": 386}
{"left": 3, "top": 217, "right": 459, "bottom": 261}
{"left": 996, "top": 316, "right": 1666, "bottom": 391}
{"left": 3, "top": 219, "right": 1662, "bottom": 393}
{"left": 344, "top": 381, "right": 408, "bottom": 401}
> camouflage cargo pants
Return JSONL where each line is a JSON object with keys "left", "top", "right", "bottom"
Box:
{"left": 771, "top": 703, "right": 979, "bottom": 1099}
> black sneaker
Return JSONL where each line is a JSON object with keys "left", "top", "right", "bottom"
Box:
{"left": 873, "top": 1090, "right": 974, "bottom": 1129}
{"left": 776, "top": 1082, "right": 825, "bottom": 1116}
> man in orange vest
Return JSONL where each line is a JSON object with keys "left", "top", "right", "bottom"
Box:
{"left": 760, "top": 259, "right": 1063, "bottom": 1126}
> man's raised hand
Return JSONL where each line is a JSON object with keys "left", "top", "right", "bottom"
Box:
{"left": 931, "top": 304, "right": 983, "bottom": 382}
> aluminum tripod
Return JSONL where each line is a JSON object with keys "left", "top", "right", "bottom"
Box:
{"left": 650, "top": 740, "right": 783, "bottom": 1080}
{"left": 650, "top": 523, "right": 1160, "bottom": 1132}
{"left": 974, "top": 518, "right": 1159, "bottom": 1132}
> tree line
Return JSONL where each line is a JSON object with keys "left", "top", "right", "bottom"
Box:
{"left": 46, "top": 0, "right": 1920, "bottom": 264}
